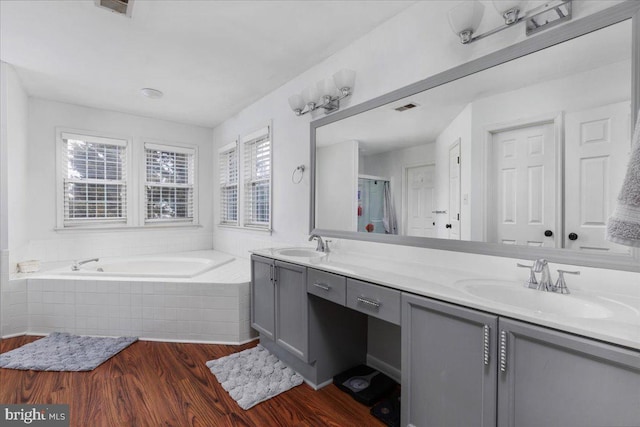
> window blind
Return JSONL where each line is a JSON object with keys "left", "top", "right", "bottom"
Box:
{"left": 144, "top": 144, "right": 195, "bottom": 222}
{"left": 62, "top": 134, "right": 128, "bottom": 225}
{"left": 219, "top": 142, "right": 238, "bottom": 225}
{"left": 243, "top": 128, "right": 271, "bottom": 228}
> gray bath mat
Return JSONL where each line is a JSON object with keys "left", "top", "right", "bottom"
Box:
{"left": 0, "top": 332, "right": 137, "bottom": 371}
{"left": 206, "top": 344, "right": 304, "bottom": 410}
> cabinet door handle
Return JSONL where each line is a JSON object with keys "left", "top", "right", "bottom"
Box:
{"left": 273, "top": 266, "right": 277, "bottom": 283}
{"left": 357, "top": 296, "right": 381, "bottom": 309}
{"left": 313, "top": 283, "right": 331, "bottom": 291}
{"left": 483, "top": 325, "right": 490, "bottom": 365}
{"left": 270, "top": 265, "right": 273, "bottom": 281}
{"left": 500, "top": 330, "right": 508, "bottom": 372}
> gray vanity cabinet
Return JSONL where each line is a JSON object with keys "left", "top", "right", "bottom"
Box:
{"left": 402, "top": 293, "right": 498, "bottom": 427}
{"left": 250, "top": 255, "right": 309, "bottom": 362}
{"left": 274, "top": 260, "right": 309, "bottom": 362}
{"left": 498, "top": 318, "right": 640, "bottom": 427}
{"left": 250, "top": 255, "right": 275, "bottom": 340}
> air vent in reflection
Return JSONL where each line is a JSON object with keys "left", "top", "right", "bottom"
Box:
{"left": 95, "top": 0, "right": 134, "bottom": 17}
{"left": 394, "top": 103, "right": 418, "bottom": 112}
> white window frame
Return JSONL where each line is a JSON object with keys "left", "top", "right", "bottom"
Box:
{"left": 218, "top": 140, "right": 239, "bottom": 226}
{"left": 241, "top": 125, "right": 272, "bottom": 230}
{"left": 56, "top": 128, "right": 133, "bottom": 229}
{"left": 142, "top": 141, "right": 198, "bottom": 226}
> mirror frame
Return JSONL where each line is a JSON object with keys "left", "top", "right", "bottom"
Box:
{"left": 310, "top": 0, "right": 640, "bottom": 272}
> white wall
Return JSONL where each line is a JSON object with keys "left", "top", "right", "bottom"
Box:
{"left": 0, "top": 62, "right": 30, "bottom": 335}
{"left": 316, "top": 140, "right": 359, "bottom": 231}
{"left": 21, "top": 99, "right": 214, "bottom": 268}
{"left": 361, "top": 143, "right": 435, "bottom": 234}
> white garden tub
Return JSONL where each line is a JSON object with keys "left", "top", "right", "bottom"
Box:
{"left": 71, "top": 256, "right": 232, "bottom": 278}
{"left": 23, "top": 251, "right": 254, "bottom": 344}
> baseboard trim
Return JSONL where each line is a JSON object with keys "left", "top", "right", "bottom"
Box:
{"left": 1, "top": 332, "right": 28, "bottom": 339}
{"left": 17, "top": 331, "right": 259, "bottom": 346}
{"left": 366, "top": 354, "right": 401, "bottom": 384}
{"left": 141, "top": 336, "right": 259, "bottom": 346}
{"left": 304, "top": 377, "right": 333, "bottom": 391}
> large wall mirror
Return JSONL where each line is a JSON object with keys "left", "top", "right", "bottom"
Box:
{"left": 311, "top": 2, "right": 640, "bottom": 271}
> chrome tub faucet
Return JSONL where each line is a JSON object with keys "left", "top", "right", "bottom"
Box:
{"left": 71, "top": 257, "right": 99, "bottom": 271}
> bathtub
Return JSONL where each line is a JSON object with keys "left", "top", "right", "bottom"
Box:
{"left": 71, "top": 256, "right": 232, "bottom": 278}
{"left": 21, "top": 251, "right": 255, "bottom": 344}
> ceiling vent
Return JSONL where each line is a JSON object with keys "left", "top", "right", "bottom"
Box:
{"left": 94, "top": 0, "right": 134, "bottom": 18}
{"left": 394, "top": 103, "right": 418, "bottom": 112}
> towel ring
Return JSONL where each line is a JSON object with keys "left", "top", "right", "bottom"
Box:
{"left": 292, "top": 165, "right": 305, "bottom": 184}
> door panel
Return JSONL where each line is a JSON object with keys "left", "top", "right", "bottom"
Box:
{"left": 274, "top": 260, "right": 308, "bottom": 362}
{"left": 449, "top": 142, "right": 461, "bottom": 240}
{"left": 402, "top": 294, "right": 497, "bottom": 427}
{"left": 498, "top": 318, "right": 640, "bottom": 427}
{"left": 565, "top": 102, "right": 631, "bottom": 253}
{"left": 406, "top": 165, "right": 435, "bottom": 237}
{"left": 490, "top": 122, "right": 556, "bottom": 247}
{"left": 250, "top": 256, "right": 275, "bottom": 340}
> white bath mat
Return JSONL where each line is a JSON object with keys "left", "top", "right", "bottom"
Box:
{"left": 0, "top": 332, "right": 137, "bottom": 371}
{"left": 206, "top": 344, "right": 304, "bottom": 410}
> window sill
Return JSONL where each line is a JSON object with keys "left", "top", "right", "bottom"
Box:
{"left": 218, "top": 224, "right": 272, "bottom": 234}
{"left": 54, "top": 223, "right": 203, "bottom": 233}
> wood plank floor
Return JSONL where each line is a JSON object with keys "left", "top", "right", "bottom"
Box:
{"left": 0, "top": 336, "right": 386, "bottom": 427}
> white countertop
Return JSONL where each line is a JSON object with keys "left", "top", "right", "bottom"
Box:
{"left": 251, "top": 247, "right": 640, "bottom": 351}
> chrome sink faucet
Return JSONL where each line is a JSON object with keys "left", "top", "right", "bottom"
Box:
{"left": 517, "top": 259, "right": 580, "bottom": 294}
{"left": 518, "top": 258, "right": 552, "bottom": 290}
{"left": 517, "top": 261, "right": 539, "bottom": 289}
{"left": 71, "top": 257, "right": 99, "bottom": 271}
{"left": 552, "top": 269, "right": 580, "bottom": 294}
{"left": 308, "top": 234, "right": 330, "bottom": 253}
{"left": 532, "top": 258, "right": 553, "bottom": 291}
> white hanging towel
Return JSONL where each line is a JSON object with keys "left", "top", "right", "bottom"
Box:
{"left": 606, "top": 112, "right": 640, "bottom": 247}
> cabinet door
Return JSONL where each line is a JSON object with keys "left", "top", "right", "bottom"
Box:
{"left": 402, "top": 293, "right": 498, "bottom": 427}
{"left": 498, "top": 318, "right": 640, "bottom": 427}
{"left": 275, "top": 260, "right": 308, "bottom": 362}
{"left": 250, "top": 255, "right": 275, "bottom": 340}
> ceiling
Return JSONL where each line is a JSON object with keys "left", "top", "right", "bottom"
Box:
{"left": 316, "top": 19, "right": 632, "bottom": 155}
{"left": 0, "top": 0, "right": 415, "bottom": 128}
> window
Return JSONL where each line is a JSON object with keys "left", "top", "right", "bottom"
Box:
{"left": 144, "top": 143, "right": 196, "bottom": 223}
{"left": 60, "top": 132, "right": 128, "bottom": 227}
{"left": 219, "top": 141, "right": 239, "bottom": 225}
{"left": 243, "top": 126, "right": 271, "bottom": 229}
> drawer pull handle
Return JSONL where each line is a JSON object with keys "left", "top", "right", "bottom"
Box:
{"left": 500, "top": 330, "right": 508, "bottom": 373}
{"left": 357, "top": 296, "right": 381, "bottom": 309}
{"left": 483, "top": 325, "right": 490, "bottom": 366}
{"left": 313, "top": 283, "right": 331, "bottom": 291}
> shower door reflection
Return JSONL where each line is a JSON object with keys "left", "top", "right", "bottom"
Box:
{"left": 357, "top": 177, "right": 396, "bottom": 234}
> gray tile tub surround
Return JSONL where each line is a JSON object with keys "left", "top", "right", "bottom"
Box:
{"left": 23, "top": 278, "right": 252, "bottom": 343}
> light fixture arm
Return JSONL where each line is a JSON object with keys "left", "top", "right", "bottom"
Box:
{"left": 459, "top": 0, "right": 571, "bottom": 44}
{"left": 293, "top": 89, "right": 352, "bottom": 116}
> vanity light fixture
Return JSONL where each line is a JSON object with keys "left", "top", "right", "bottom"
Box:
{"left": 448, "top": 0, "right": 572, "bottom": 45}
{"left": 140, "top": 88, "right": 163, "bottom": 99}
{"left": 288, "top": 69, "right": 356, "bottom": 116}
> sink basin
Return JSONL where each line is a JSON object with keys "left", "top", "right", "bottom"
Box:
{"left": 460, "top": 280, "right": 613, "bottom": 319}
{"left": 277, "top": 248, "right": 327, "bottom": 258}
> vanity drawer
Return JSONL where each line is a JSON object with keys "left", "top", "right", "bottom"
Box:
{"left": 346, "top": 279, "right": 401, "bottom": 325}
{"left": 307, "top": 268, "right": 347, "bottom": 306}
